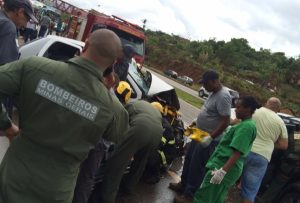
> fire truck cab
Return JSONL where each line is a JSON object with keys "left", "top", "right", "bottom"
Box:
{"left": 80, "top": 10, "right": 146, "bottom": 64}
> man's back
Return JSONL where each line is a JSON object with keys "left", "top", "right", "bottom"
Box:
{"left": 251, "top": 107, "right": 288, "bottom": 161}
{"left": 125, "top": 100, "right": 162, "bottom": 130}
{"left": 0, "top": 56, "right": 128, "bottom": 203}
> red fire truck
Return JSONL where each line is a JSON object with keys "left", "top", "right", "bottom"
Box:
{"left": 81, "top": 10, "right": 145, "bottom": 63}
{"left": 47, "top": 0, "right": 145, "bottom": 63}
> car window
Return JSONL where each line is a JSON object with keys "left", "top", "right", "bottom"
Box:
{"left": 43, "top": 42, "right": 80, "bottom": 61}
{"left": 128, "top": 61, "right": 150, "bottom": 95}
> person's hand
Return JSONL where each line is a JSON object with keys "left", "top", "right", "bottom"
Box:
{"left": 103, "top": 72, "right": 116, "bottom": 89}
{"left": 210, "top": 168, "right": 227, "bottom": 184}
{"left": 200, "top": 135, "right": 212, "bottom": 148}
{"left": 5, "top": 123, "right": 19, "bottom": 142}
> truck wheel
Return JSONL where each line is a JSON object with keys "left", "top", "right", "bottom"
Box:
{"left": 199, "top": 90, "right": 204, "bottom": 97}
{"left": 279, "top": 191, "right": 300, "bottom": 203}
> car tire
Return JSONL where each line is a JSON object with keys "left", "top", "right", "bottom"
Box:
{"left": 278, "top": 191, "right": 300, "bottom": 203}
{"left": 199, "top": 90, "right": 204, "bottom": 97}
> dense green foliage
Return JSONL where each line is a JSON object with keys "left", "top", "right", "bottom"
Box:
{"left": 144, "top": 30, "right": 300, "bottom": 115}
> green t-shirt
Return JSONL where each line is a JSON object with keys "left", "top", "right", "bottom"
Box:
{"left": 206, "top": 119, "right": 256, "bottom": 185}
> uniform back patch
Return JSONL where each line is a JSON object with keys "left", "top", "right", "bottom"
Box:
{"left": 35, "top": 79, "right": 99, "bottom": 121}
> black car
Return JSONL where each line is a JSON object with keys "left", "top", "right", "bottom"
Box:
{"left": 164, "top": 69, "right": 178, "bottom": 79}
{"left": 278, "top": 113, "right": 300, "bottom": 131}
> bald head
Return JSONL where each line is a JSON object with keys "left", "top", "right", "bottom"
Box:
{"left": 83, "top": 29, "right": 122, "bottom": 68}
{"left": 265, "top": 97, "right": 281, "bottom": 112}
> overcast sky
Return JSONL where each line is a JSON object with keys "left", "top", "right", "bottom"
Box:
{"left": 66, "top": 0, "right": 300, "bottom": 58}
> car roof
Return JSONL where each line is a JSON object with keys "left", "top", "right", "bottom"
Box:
{"left": 200, "top": 85, "right": 237, "bottom": 92}
{"left": 23, "top": 35, "right": 85, "bottom": 48}
{"left": 224, "top": 86, "right": 237, "bottom": 92}
{"left": 277, "top": 112, "right": 294, "bottom": 118}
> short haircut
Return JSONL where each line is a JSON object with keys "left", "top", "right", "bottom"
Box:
{"left": 239, "top": 96, "right": 260, "bottom": 114}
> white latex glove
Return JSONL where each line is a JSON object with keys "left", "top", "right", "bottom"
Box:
{"left": 210, "top": 168, "right": 227, "bottom": 184}
{"left": 200, "top": 135, "right": 212, "bottom": 148}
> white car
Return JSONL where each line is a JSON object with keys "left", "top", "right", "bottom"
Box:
{"left": 198, "top": 86, "right": 239, "bottom": 106}
{"left": 19, "top": 35, "right": 181, "bottom": 110}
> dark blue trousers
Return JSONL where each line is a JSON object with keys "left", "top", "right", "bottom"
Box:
{"left": 72, "top": 142, "right": 104, "bottom": 203}
{"left": 181, "top": 140, "right": 218, "bottom": 197}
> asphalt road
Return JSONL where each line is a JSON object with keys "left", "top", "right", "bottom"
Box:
{"left": 145, "top": 68, "right": 201, "bottom": 99}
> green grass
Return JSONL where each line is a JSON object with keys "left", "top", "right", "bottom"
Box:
{"left": 174, "top": 87, "right": 204, "bottom": 108}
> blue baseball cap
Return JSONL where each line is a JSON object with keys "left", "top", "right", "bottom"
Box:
{"left": 5, "top": 0, "right": 38, "bottom": 23}
{"left": 199, "top": 70, "right": 219, "bottom": 84}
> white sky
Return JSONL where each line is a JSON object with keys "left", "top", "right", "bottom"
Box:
{"left": 66, "top": 0, "right": 300, "bottom": 58}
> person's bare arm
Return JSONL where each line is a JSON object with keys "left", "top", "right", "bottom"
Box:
{"left": 210, "top": 115, "right": 230, "bottom": 139}
{"left": 275, "top": 138, "right": 288, "bottom": 150}
{"left": 223, "top": 150, "right": 241, "bottom": 171}
{"left": 210, "top": 150, "right": 241, "bottom": 184}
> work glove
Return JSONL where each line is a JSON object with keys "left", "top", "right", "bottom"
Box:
{"left": 200, "top": 135, "right": 212, "bottom": 148}
{"left": 210, "top": 168, "right": 227, "bottom": 184}
{"left": 184, "top": 124, "right": 210, "bottom": 142}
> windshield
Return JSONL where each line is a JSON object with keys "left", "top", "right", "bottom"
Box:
{"left": 128, "top": 60, "right": 150, "bottom": 94}
{"left": 109, "top": 27, "right": 145, "bottom": 56}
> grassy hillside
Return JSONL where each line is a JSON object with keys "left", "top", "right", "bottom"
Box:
{"left": 144, "top": 30, "right": 300, "bottom": 116}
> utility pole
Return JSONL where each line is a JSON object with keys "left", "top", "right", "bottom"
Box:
{"left": 142, "top": 19, "right": 147, "bottom": 30}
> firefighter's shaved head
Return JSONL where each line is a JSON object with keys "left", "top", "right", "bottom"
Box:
{"left": 82, "top": 29, "right": 122, "bottom": 69}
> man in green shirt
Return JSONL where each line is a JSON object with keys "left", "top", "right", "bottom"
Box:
{"left": 194, "top": 96, "right": 258, "bottom": 203}
{"left": 240, "top": 97, "right": 288, "bottom": 203}
{"left": 0, "top": 29, "right": 129, "bottom": 203}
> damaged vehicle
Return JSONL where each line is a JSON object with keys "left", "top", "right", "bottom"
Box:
{"left": 19, "top": 35, "right": 185, "bottom": 164}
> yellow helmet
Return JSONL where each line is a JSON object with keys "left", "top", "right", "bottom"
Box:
{"left": 115, "top": 81, "right": 132, "bottom": 104}
{"left": 151, "top": 102, "right": 164, "bottom": 113}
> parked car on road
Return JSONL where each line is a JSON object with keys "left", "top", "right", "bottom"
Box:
{"left": 177, "top": 75, "right": 193, "bottom": 86}
{"left": 198, "top": 86, "right": 239, "bottom": 106}
{"left": 164, "top": 69, "right": 178, "bottom": 79}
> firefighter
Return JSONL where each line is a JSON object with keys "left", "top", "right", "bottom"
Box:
{"left": 95, "top": 84, "right": 164, "bottom": 203}
{"left": 0, "top": 29, "right": 129, "bottom": 203}
{"left": 72, "top": 81, "right": 132, "bottom": 203}
{"left": 143, "top": 101, "right": 177, "bottom": 184}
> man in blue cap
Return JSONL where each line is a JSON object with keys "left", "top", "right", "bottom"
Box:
{"left": 0, "top": 0, "right": 38, "bottom": 121}
{"left": 0, "top": 0, "right": 38, "bottom": 65}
